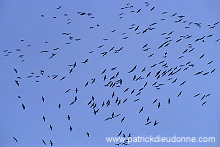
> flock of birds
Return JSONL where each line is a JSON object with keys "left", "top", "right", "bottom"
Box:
{"left": 2, "top": 0, "right": 219, "bottom": 146}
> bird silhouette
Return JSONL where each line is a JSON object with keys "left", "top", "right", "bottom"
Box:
{"left": 69, "top": 126, "right": 73, "bottom": 131}
{"left": 42, "top": 140, "right": 46, "bottom": 145}
{"left": 49, "top": 140, "right": 53, "bottom": 146}
{"left": 87, "top": 132, "right": 90, "bottom": 137}
{"left": 153, "top": 121, "right": 159, "bottom": 126}
{"left": 13, "top": 137, "right": 18, "bottom": 142}
{"left": 22, "top": 103, "right": 25, "bottom": 110}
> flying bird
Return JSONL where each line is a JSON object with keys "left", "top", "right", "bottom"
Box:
{"left": 22, "top": 103, "right": 25, "bottom": 110}
{"left": 158, "top": 102, "right": 161, "bottom": 108}
{"left": 154, "top": 121, "right": 159, "bottom": 126}
{"left": 49, "top": 125, "right": 53, "bottom": 131}
{"left": 146, "top": 116, "right": 150, "bottom": 122}
{"left": 43, "top": 116, "right": 46, "bottom": 122}
{"left": 14, "top": 68, "right": 18, "bottom": 73}
{"left": 42, "top": 140, "right": 46, "bottom": 145}
{"left": 152, "top": 99, "right": 157, "bottom": 104}
{"left": 177, "top": 91, "right": 182, "bottom": 97}
{"left": 15, "top": 80, "right": 20, "bottom": 86}
{"left": 139, "top": 107, "right": 144, "bottom": 113}
{"left": 67, "top": 115, "right": 71, "bottom": 120}
{"left": 82, "top": 59, "right": 89, "bottom": 63}
{"left": 87, "top": 132, "right": 90, "bottom": 137}
{"left": 202, "top": 101, "right": 207, "bottom": 106}
{"left": 168, "top": 98, "right": 171, "bottom": 104}
{"left": 69, "top": 126, "right": 73, "bottom": 131}
{"left": 13, "top": 137, "right": 18, "bottom": 142}
{"left": 41, "top": 96, "right": 45, "bottom": 102}
{"left": 49, "top": 140, "right": 53, "bottom": 146}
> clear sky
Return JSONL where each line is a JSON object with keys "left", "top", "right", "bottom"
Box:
{"left": 0, "top": 0, "right": 220, "bottom": 147}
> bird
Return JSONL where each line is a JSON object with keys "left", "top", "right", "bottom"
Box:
{"left": 124, "top": 88, "right": 129, "bottom": 92}
{"left": 158, "top": 102, "right": 161, "bottom": 108}
{"left": 22, "top": 103, "right": 25, "bottom": 110}
{"left": 60, "top": 76, "right": 66, "bottom": 81}
{"left": 202, "top": 101, "right": 207, "bottom": 106}
{"left": 57, "top": 6, "right": 62, "bottom": 9}
{"left": 88, "top": 100, "right": 92, "bottom": 105}
{"left": 180, "top": 81, "right": 186, "bottom": 86}
{"left": 41, "top": 96, "right": 45, "bottom": 102}
{"left": 87, "top": 132, "right": 90, "bottom": 137}
{"left": 67, "top": 115, "right": 71, "bottom": 120}
{"left": 133, "top": 75, "right": 136, "bottom": 81}
{"left": 111, "top": 92, "right": 115, "bottom": 98}
{"left": 201, "top": 95, "right": 206, "bottom": 100}
{"left": 49, "top": 140, "right": 53, "bottom": 146}
{"left": 121, "top": 117, "right": 125, "bottom": 122}
{"left": 42, "top": 140, "right": 46, "bottom": 145}
{"left": 206, "top": 94, "right": 211, "bottom": 97}
{"left": 94, "top": 109, "right": 99, "bottom": 115}
{"left": 203, "top": 72, "right": 209, "bottom": 76}
{"left": 82, "top": 59, "right": 88, "bottom": 63}
{"left": 153, "top": 121, "right": 159, "bottom": 126}
{"left": 207, "top": 61, "right": 213, "bottom": 65}
{"left": 85, "top": 82, "right": 89, "bottom": 87}
{"left": 42, "top": 116, "right": 46, "bottom": 122}
{"left": 146, "top": 72, "right": 151, "bottom": 78}
{"left": 13, "top": 137, "right": 18, "bottom": 142}
{"left": 146, "top": 116, "right": 150, "bottom": 122}
{"left": 139, "top": 107, "right": 144, "bottom": 113}
{"left": 65, "top": 89, "right": 71, "bottom": 93}
{"left": 172, "top": 78, "right": 177, "bottom": 83}
{"left": 49, "top": 125, "right": 53, "bottom": 131}
{"left": 150, "top": 7, "right": 155, "bottom": 11}
{"left": 152, "top": 99, "right": 157, "bottom": 104}
{"left": 199, "top": 54, "right": 205, "bottom": 59}
{"left": 69, "top": 126, "right": 73, "bottom": 131}
{"left": 91, "top": 96, "right": 95, "bottom": 101}
{"left": 128, "top": 65, "right": 137, "bottom": 73}
{"left": 134, "top": 26, "right": 139, "bottom": 31}
{"left": 131, "top": 89, "right": 135, "bottom": 94}
{"left": 75, "top": 88, "right": 78, "bottom": 93}
{"left": 194, "top": 93, "right": 200, "bottom": 97}
{"left": 15, "top": 80, "right": 20, "bottom": 86}
{"left": 73, "top": 62, "right": 77, "bottom": 68}
{"left": 69, "top": 68, "right": 73, "bottom": 73}
{"left": 70, "top": 101, "right": 75, "bottom": 105}
{"left": 123, "top": 98, "right": 128, "bottom": 103}
{"left": 14, "top": 68, "right": 18, "bottom": 73}
{"left": 177, "top": 91, "right": 182, "bottom": 97}
{"left": 168, "top": 98, "right": 171, "bottom": 104}
{"left": 137, "top": 9, "right": 141, "bottom": 13}
{"left": 211, "top": 69, "right": 216, "bottom": 73}
{"left": 102, "top": 69, "right": 106, "bottom": 74}
{"left": 134, "top": 98, "right": 140, "bottom": 102}
{"left": 195, "top": 71, "right": 203, "bottom": 75}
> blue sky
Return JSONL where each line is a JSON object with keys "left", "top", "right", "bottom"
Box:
{"left": 0, "top": 0, "right": 220, "bottom": 147}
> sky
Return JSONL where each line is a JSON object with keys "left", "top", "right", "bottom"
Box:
{"left": 0, "top": 0, "right": 220, "bottom": 147}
